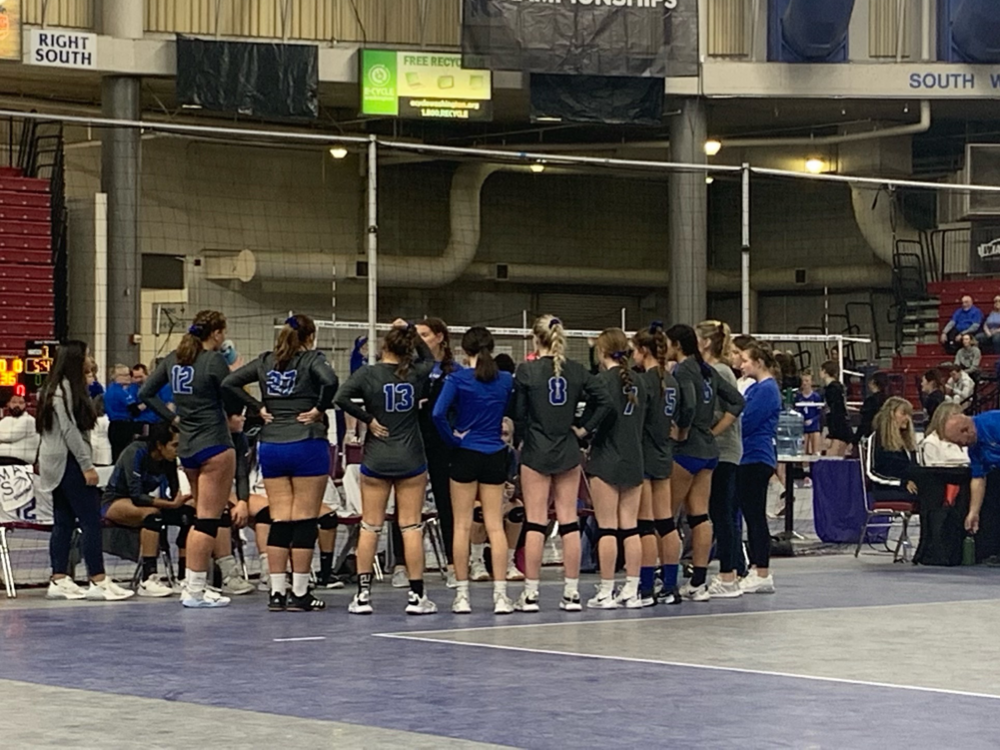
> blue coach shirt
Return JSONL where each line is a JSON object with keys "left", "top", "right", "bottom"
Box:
{"left": 432, "top": 368, "right": 513, "bottom": 454}
{"left": 951, "top": 305, "right": 984, "bottom": 333}
{"left": 970, "top": 411, "right": 1000, "bottom": 479}
{"left": 740, "top": 377, "right": 781, "bottom": 469}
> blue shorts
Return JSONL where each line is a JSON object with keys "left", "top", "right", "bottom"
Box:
{"left": 360, "top": 464, "right": 427, "bottom": 481}
{"left": 674, "top": 455, "right": 719, "bottom": 475}
{"left": 803, "top": 425, "right": 822, "bottom": 434}
{"left": 258, "top": 438, "right": 331, "bottom": 479}
{"left": 180, "top": 444, "right": 231, "bottom": 470}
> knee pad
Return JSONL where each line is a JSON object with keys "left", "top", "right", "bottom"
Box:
{"left": 506, "top": 506, "right": 525, "bottom": 524}
{"left": 360, "top": 521, "right": 383, "bottom": 534}
{"left": 618, "top": 527, "right": 639, "bottom": 540}
{"left": 524, "top": 521, "right": 548, "bottom": 538}
{"left": 267, "top": 521, "right": 295, "bottom": 548}
{"left": 291, "top": 519, "right": 319, "bottom": 549}
{"left": 318, "top": 512, "right": 338, "bottom": 531}
{"left": 193, "top": 518, "right": 221, "bottom": 538}
{"left": 399, "top": 521, "right": 425, "bottom": 533}
{"left": 255, "top": 507, "right": 271, "bottom": 525}
{"left": 141, "top": 514, "right": 165, "bottom": 532}
{"left": 175, "top": 526, "right": 190, "bottom": 549}
{"left": 472, "top": 506, "right": 484, "bottom": 524}
{"left": 638, "top": 519, "right": 657, "bottom": 537}
{"left": 688, "top": 513, "right": 710, "bottom": 529}
{"left": 596, "top": 526, "right": 618, "bottom": 541}
{"left": 655, "top": 517, "right": 677, "bottom": 537}
{"left": 558, "top": 521, "right": 580, "bottom": 537}
{"left": 219, "top": 508, "right": 232, "bottom": 528}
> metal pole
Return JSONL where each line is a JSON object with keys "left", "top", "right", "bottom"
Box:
{"left": 621, "top": 307, "right": 626, "bottom": 331}
{"left": 522, "top": 309, "right": 528, "bottom": 360}
{"left": 741, "top": 163, "right": 751, "bottom": 334}
{"left": 367, "top": 135, "right": 378, "bottom": 364}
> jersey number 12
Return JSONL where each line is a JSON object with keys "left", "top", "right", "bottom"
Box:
{"left": 170, "top": 365, "right": 194, "bottom": 396}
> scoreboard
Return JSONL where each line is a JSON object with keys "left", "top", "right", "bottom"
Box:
{"left": 0, "top": 342, "right": 55, "bottom": 396}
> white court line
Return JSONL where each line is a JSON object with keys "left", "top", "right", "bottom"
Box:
{"left": 374, "top": 632, "right": 1000, "bottom": 702}
{"left": 272, "top": 636, "right": 327, "bottom": 642}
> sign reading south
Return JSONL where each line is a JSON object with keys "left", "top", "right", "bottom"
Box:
{"left": 361, "top": 50, "right": 493, "bottom": 122}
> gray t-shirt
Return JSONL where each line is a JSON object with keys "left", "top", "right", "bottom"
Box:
{"left": 711, "top": 362, "right": 744, "bottom": 465}
{"left": 141, "top": 350, "right": 234, "bottom": 459}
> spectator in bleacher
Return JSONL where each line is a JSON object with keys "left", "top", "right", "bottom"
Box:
{"left": 940, "top": 295, "right": 983, "bottom": 353}
{"left": 0, "top": 394, "right": 39, "bottom": 465}
{"left": 920, "top": 402, "right": 969, "bottom": 467}
{"left": 954, "top": 334, "right": 982, "bottom": 376}
{"left": 976, "top": 295, "right": 1000, "bottom": 352}
{"left": 866, "top": 397, "right": 920, "bottom": 501}
{"left": 854, "top": 371, "right": 889, "bottom": 445}
{"left": 945, "top": 364, "right": 976, "bottom": 407}
{"left": 40, "top": 340, "right": 133, "bottom": 601}
{"left": 104, "top": 363, "right": 137, "bottom": 463}
{"left": 920, "top": 368, "right": 946, "bottom": 421}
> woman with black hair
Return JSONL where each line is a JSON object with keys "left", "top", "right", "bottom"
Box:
{"left": 41, "top": 340, "right": 134, "bottom": 601}
{"left": 855, "top": 371, "right": 889, "bottom": 444}
{"left": 920, "top": 368, "right": 947, "bottom": 422}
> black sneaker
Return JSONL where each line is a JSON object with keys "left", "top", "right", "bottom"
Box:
{"left": 268, "top": 592, "right": 287, "bottom": 612}
{"left": 656, "top": 587, "right": 682, "bottom": 606}
{"left": 287, "top": 592, "right": 327, "bottom": 612}
{"left": 317, "top": 574, "right": 345, "bottom": 590}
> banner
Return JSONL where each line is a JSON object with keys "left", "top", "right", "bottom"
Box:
{"left": 0, "top": 0, "right": 20, "bottom": 61}
{"left": 462, "top": 0, "right": 698, "bottom": 78}
{"left": 970, "top": 221, "right": 1000, "bottom": 275}
{"left": 530, "top": 74, "right": 663, "bottom": 125}
{"left": 360, "top": 50, "right": 492, "bottom": 121}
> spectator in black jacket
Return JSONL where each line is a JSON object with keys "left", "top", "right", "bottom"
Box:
{"left": 920, "top": 369, "right": 946, "bottom": 422}
{"left": 865, "top": 396, "right": 919, "bottom": 502}
{"left": 855, "top": 371, "right": 889, "bottom": 445}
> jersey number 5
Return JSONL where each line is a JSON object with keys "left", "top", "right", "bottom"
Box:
{"left": 170, "top": 365, "right": 194, "bottom": 396}
{"left": 664, "top": 387, "right": 677, "bottom": 417}
{"left": 383, "top": 383, "right": 415, "bottom": 413}
{"left": 623, "top": 386, "right": 639, "bottom": 416}
{"left": 266, "top": 370, "right": 298, "bottom": 397}
{"left": 548, "top": 376, "right": 568, "bottom": 406}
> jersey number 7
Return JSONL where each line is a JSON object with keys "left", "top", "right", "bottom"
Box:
{"left": 623, "top": 386, "right": 639, "bottom": 416}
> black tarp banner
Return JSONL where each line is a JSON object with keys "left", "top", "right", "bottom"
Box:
{"left": 176, "top": 36, "right": 319, "bottom": 119}
{"left": 462, "top": 0, "right": 698, "bottom": 78}
{"left": 530, "top": 73, "right": 663, "bottom": 125}
{"left": 970, "top": 221, "right": 1000, "bottom": 275}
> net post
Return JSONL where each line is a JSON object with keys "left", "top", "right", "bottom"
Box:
{"left": 741, "top": 162, "right": 751, "bottom": 335}
{"left": 367, "top": 135, "right": 378, "bottom": 364}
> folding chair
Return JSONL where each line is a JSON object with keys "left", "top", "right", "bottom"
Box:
{"left": 855, "top": 436, "right": 918, "bottom": 562}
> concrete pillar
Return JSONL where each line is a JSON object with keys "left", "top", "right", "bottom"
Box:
{"left": 668, "top": 98, "right": 708, "bottom": 326}
{"left": 101, "top": 76, "right": 141, "bottom": 368}
{"left": 102, "top": 0, "right": 144, "bottom": 39}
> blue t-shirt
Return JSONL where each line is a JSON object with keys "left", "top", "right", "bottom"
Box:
{"left": 951, "top": 305, "right": 984, "bottom": 333}
{"left": 969, "top": 411, "right": 1000, "bottom": 479}
{"left": 795, "top": 390, "right": 823, "bottom": 433}
{"left": 741, "top": 378, "right": 782, "bottom": 468}
{"left": 431, "top": 368, "right": 514, "bottom": 455}
{"left": 134, "top": 383, "right": 173, "bottom": 424}
{"left": 985, "top": 311, "right": 1000, "bottom": 331}
{"left": 104, "top": 381, "right": 136, "bottom": 422}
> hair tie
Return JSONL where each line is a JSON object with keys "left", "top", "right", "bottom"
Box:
{"left": 649, "top": 320, "right": 663, "bottom": 334}
{"left": 549, "top": 317, "right": 561, "bottom": 330}
{"left": 285, "top": 316, "right": 300, "bottom": 331}
{"left": 188, "top": 324, "right": 204, "bottom": 337}
{"left": 611, "top": 350, "right": 628, "bottom": 362}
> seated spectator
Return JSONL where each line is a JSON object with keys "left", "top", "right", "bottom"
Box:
{"left": 945, "top": 364, "right": 976, "bottom": 406}
{"left": 940, "top": 295, "right": 983, "bottom": 353}
{"left": 976, "top": 295, "right": 1000, "bottom": 352}
{"left": 954, "top": 334, "right": 982, "bottom": 376}
{"left": 104, "top": 364, "right": 137, "bottom": 463}
{"left": 0, "top": 394, "right": 39, "bottom": 465}
{"left": 920, "top": 369, "right": 946, "bottom": 421}
{"left": 920, "top": 402, "right": 970, "bottom": 467}
{"left": 855, "top": 371, "right": 889, "bottom": 445}
{"left": 866, "top": 396, "right": 920, "bottom": 501}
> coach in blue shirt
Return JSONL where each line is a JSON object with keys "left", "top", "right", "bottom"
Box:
{"left": 945, "top": 411, "right": 1000, "bottom": 533}
{"left": 941, "top": 295, "right": 983, "bottom": 353}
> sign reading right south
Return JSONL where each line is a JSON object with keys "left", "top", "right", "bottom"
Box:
{"left": 462, "top": 0, "right": 698, "bottom": 78}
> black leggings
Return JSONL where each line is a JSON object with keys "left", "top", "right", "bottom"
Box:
{"left": 737, "top": 462, "right": 774, "bottom": 570}
{"left": 49, "top": 454, "right": 104, "bottom": 577}
{"left": 108, "top": 420, "right": 136, "bottom": 464}
{"left": 709, "top": 462, "right": 740, "bottom": 574}
{"left": 425, "top": 439, "right": 454, "bottom": 564}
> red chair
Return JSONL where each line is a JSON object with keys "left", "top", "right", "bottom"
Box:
{"left": 855, "top": 436, "right": 918, "bottom": 562}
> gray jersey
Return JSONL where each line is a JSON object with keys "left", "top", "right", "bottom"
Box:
{"left": 141, "top": 350, "right": 233, "bottom": 459}
{"left": 586, "top": 367, "right": 646, "bottom": 488}
{"left": 334, "top": 351, "right": 434, "bottom": 477}
{"left": 641, "top": 367, "right": 678, "bottom": 480}
{"left": 711, "top": 362, "right": 743, "bottom": 465}
{"left": 513, "top": 357, "right": 611, "bottom": 476}
{"left": 673, "top": 356, "right": 745, "bottom": 460}
{"left": 223, "top": 350, "right": 339, "bottom": 444}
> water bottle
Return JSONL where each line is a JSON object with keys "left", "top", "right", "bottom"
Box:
{"left": 776, "top": 408, "right": 805, "bottom": 458}
{"left": 963, "top": 535, "right": 976, "bottom": 566}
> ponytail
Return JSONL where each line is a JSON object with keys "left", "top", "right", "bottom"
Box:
{"left": 533, "top": 314, "right": 566, "bottom": 378}
{"left": 597, "top": 327, "right": 638, "bottom": 407}
{"left": 273, "top": 313, "right": 317, "bottom": 370}
{"left": 177, "top": 310, "right": 227, "bottom": 366}
{"left": 384, "top": 324, "right": 419, "bottom": 380}
{"left": 462, "top": 327, "right": 499, "bottom": 383}
{"left": 633, "top": 320, "right": 669, "bottom": 397}
{"left": 666, "top": 323, "right": 713, "bottom": 382}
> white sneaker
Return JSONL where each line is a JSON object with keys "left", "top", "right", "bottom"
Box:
{"left": 707, "top": 577, "right": 744, "bottom": 599}
{"left": 445, "top": 570, "right": 459, "bottom": 589}
{"left": 559, "top": 592, "right": 582, "bottom": 612}
{"left": 493, "top": 592, "right": 514, "bottom": 615}
{"left": 222, "top": 575, "right": 256, "bottom": 596}
{"left": 615, "top": 589, "right": 644, "bottom": 609}
{"left": 391, "top": 568, "right": 409, "bottom": 588}
{"left": 86, "top": 578, "right": 136, "bottom": 601}
{"left": 640, "top": 595, "right": 656, "bottom": 608}
{"left": 181, "top": 587, "right": 230, "bottom": 608}
{"left": 452, "top": 591, "right": 472, "bottom": 614}
{"left": 587, "top": 591, "right": 621, "bottom": 610}
{"left": 740, "top": 571, "right": 775, "bottom": 594}
{"left": 348, "top": 591, "right": 373, "bottom": 615}
{"left": 256, "top": 577, "right": 270, "bottom": 592}
{"left": 470, "top": 559, "right": 490, "bottom": 582}
{"left": 405, "top": 592, "right": 438, "bottom": 615}
{"left": 679, "top": 582, "right": 710, "bottom": 602}
{"left": 514, "top": 590, "right": 540, "bottom": 613}
{"left": 138, "top": 576, "right": 174, "bottom": 598}
{"left": 506, "top": 562, "right": 525, "bottom": 581}
{"left": 46, "top": 577, "right": 87, "bottom": 600}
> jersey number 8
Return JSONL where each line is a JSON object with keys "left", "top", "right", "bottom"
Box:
{"left": 548, "top": 376, "right": 568, "bottom": 406}
{"left": 266, "top": 370, "right": 298, "bottom": 397}
{"left": 170, "top": 365, "right": 194, "bottom": 396}
{"left": 383, "top": 383, "right": 415, "bottom": 413}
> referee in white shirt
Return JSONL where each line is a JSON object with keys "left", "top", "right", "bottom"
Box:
{"left": 0, "top": 394, "right": 40, "bottom": 465}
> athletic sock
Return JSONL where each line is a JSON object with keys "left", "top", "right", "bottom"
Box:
{"left": 471, "top": 543, "right": 486, "bottom": 563}
{"left": 270, "top": 573, "right": 287, "bottom": 595}
{"left": 319, "top": 552, "right": 334, "bottom": 581}
{"left": 259, "top": 553, "right": 268, "bottom": 579}
{"left": 598, "top": 578, "right": 614, "bottom": 597}
{"left": 639, "top": 566, "right": 656, "bottom": 595}
{"left": 409, "top": 579, "right": 425, "bottom": 598}
{"left": 661, "top": 564, "right": 679, "bottom": 590}
{"left": 563, "top": 577, "right": 579, "bottom": 598}
{"left": 524, "top": 578, "right": 540, "bottom": 597}
{"left": 691, "top": 566, "right": 708, "bottom": 588}
{"left": 187, "top": 570, "right": 207, "bottom": 595}
{"left": 291, "top": 573, "right": 310, "bottom": 597}
{"left": 506, "top": 548, "right": 516, "bottom": 567}
{"left": 177, "top": 557, "right": 186, "bottom": 581}
{"left": 358, "top": 572, "right": 373, "bottom": 596}
{"left": 141, "top": 556, "right": 158, "bottom": 580}
{"left": 621, "top": 575, "right": 640, "bottom": 599}
{"left": 216, "top": 554, "right": 239, "bottom": 581}
{"left": 493, "top": 580, "right": 507, "bottom": 597}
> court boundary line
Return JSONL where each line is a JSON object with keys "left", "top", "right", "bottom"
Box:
{"left": 374, "top": 632, "right": 1000, "bottom": 702}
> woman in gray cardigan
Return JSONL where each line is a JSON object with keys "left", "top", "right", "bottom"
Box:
{"left": 40, "top": 340, "right": 133, "bottom": 601}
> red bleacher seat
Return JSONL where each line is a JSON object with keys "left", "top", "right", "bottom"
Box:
{"left": 0, "top": 176, "right": 48, "bottom": 193}
{"left": 0, "top": 189, "right": 49, "bottom": 208}
{"left": 0, "top": 206, "right": 49, "bottom": 223}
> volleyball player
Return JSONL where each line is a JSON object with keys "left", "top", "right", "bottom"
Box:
{"left": 513, "top": 315, "right": 611, "bottom": 612}
{"left": 586, "top": 328, "right": 647, "bottom": 609}
{"left": 665, "top": 324, "right": 745, "bottom": 602}
{"left": 432, "top": 326, "right": 515, "bottom": 615}
{"left": 335, "top": 319, "right": 437, "bottom": 615}
{"left": 632, "top": 321, "right": 678, "bottom": 606}
{"left": 140, "top": 310, "right": 235, "bottom": 608}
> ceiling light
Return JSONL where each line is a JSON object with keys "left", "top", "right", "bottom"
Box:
{"left": 704, "top": 139, "right": 722, "bottom": 156}
{"left": 705, "top": 175, "right": 715, "bottom": 185}
{"left": 329, "top": 146, "right": 349, "bottom": 159}
{"left": 805, "top": 158, "right": 826, "bottom": 174}
{"left": 530, "top": 163, "right": 545, "bottom": 173}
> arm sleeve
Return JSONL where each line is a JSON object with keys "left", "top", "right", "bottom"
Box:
{"left": 54, "top": 393, "right": 94, "bottom": 472}
{"left": 674, "top": 370, "right": 697, "bottom": 430}
{"left": 740, "top": 387, "right": 765, "bottom": 433}
{"left": 233, "top": 433, "right": 250, "bottom": 502}
{"left": 334, "top": 371, "right": 372, "bottom": 424}
{"left": 139, "top": 360, "right": 175, "bottom": 423}
{"left": 943, "top": 319, "right": 956, "bottom": 334}
{"left": 222, "top": 360, "right": 263, "bottom": 413}
{"left": 431, "top": 376, "right": 460, "bottom": 448}
{"left": 411, "top": 338, "right": 436, "bottom": 379}
{"left": 579, "top": 371, "right": 613, "bottom": 436}
{"left": 311, "top": 354, "right": 340, "bottom": 411}
{"left": 716, "top": 374, "right": 746, "bottom": 417}
{"left": 970, "top": 443, "right": 989, "bottom": 479}
{"left": 866, "top": 439, "right": 902, "bottom": 487}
